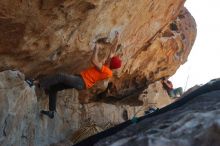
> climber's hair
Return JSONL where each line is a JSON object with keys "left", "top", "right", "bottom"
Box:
{"left": 162, "top": 77, "right": 168, "bottom": 80}
{"left": 96, "top": 37, "right": 111, "bottom": 45}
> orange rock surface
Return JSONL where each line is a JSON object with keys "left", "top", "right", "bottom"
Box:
{"left": 0, "top": 1, "right": 196, "bottom": 94}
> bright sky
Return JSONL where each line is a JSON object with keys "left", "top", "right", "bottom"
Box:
{"left": 170, "top": 0, "right": 220, "bottom": 91}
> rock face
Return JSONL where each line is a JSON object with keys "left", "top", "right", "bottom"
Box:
{"left": 0, "top": 70, "right": 173, "bottom": 146}
{"left": 0, "top": 0, "right": 197, "bottom": 145}
{"left": 0, "top": 70, "right": 62, "bottom": 146}
{"left": 0, "top": 71, "right": 38, "bottom": 145}
{"left": 95, "top": 88, "right": 220, "bottom": 146}
{"left": 0, "top": 0, "right": 196, "bottom": 96}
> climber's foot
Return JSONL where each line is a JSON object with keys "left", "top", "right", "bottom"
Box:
{"left": 40, "top": 110, "right": 54, "bottom": 119}
{"left": 25, "top": 79, "right": 40, "bottom": 87}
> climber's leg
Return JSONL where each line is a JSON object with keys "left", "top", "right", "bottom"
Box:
{"left": 41, "top": 83, "right": 69, "bottom": 119}
{"left": 39, "top": 73, "right": 85, "bottom": 91}
{"left": 40, "top": 74, "right": 85, "bottom": 119}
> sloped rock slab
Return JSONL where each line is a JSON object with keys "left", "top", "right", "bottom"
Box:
{"left": 75, "top": 80, "right": 220, "bottom": 146}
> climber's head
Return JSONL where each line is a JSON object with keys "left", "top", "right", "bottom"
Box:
{"left": 110, "top": 56, "right": 121, "bottom": 69}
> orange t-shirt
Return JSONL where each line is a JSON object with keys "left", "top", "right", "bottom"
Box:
{"left": 80, "top": 65, "right": 112, "bottom": 89}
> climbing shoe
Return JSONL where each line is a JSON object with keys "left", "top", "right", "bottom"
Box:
{"left": 40, "top": 110, "right": 54, "bottom": 119}
{"left": 25, "top": 79, "right": 34, "bottom": 87}
{"left": 25, "top": 79, "right": 40, "bottom": 87}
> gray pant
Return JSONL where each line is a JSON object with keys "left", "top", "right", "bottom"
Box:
{"left": 39, "top": 73, "right": 85, "bottom": 111}
{"left": 168, "top": 87, "right": 183, "bottom": 98}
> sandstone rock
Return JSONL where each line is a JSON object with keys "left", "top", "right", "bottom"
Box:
{"left": 0, "top": 70, "right": 77, "bottom": 146}
{"left": 0, "top": 0, "right": 196, "bottom": 97}
{"left": 109, "top": 7, "right": 197, "bottom": 97}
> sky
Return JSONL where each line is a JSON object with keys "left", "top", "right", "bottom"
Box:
{"left": 170, "top": 0, "right": 220, "bottom": 91}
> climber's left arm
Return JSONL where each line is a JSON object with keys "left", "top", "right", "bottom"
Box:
{"left": 91, "top": 44, "right": 103, "bottom": 71}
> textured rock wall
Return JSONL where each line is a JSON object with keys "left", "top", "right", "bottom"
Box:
{"left": 0, "top": 71, "right": 74, "bottom": 146}
{"left": 110, "top": 8, "right": 196, "bottom": 96}
{"left": 0, "top": 0, "right": 197, "bottom": 145}
{"left": 95, "top": 88, "right": 220, "bottom": 146}
{"left": 0, "top": 0, "right": 196, "bottom": 96}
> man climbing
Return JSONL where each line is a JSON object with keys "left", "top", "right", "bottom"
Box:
{"left": 38, "top": 32, "right": 122, "bottom": 119}
{"left": 162, "top": 77, "right": 183, "bottom": 98}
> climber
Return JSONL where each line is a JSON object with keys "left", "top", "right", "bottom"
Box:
{"left": 162, "top": 77, "right": 183, "bottom": 98}
{"left": 37, "top": 32, "right": 122, "bottom": 119}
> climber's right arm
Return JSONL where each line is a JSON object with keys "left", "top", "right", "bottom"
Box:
{"left": 91, "top": 44, "right": 103, "bottom": 71}
{"left": 164, "top": 80, "right": 173, "bottom": 89}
